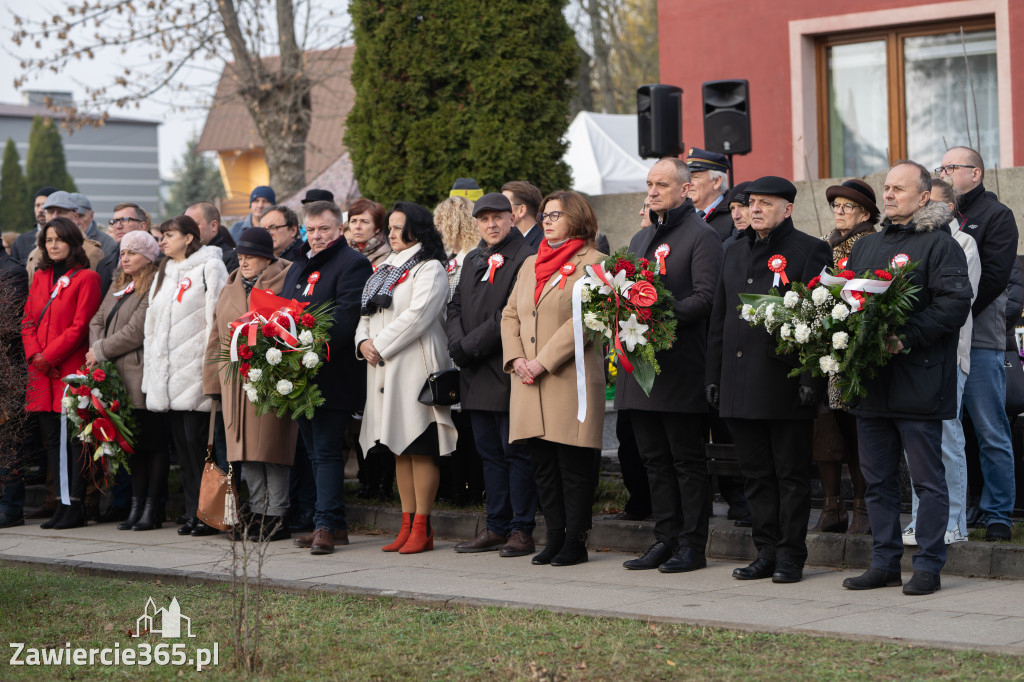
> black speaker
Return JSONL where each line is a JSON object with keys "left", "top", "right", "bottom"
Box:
{"left": 637, "top": 84, "right": 683, "bottom": 159}
{"left": 702, "top": 79, "right": 751, "bottom": 155}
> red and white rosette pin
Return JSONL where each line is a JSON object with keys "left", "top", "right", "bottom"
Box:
{"left": 768, "top": 254, "right": 789, "bottom": 287}
{"left": 175, "top": 277, "right": 191, "bottom": 303}
{"left": 891, "top": 253, "right": 910, "bottom": 268}
{"left": 481, "top": 253, "right": 505, "bottom": 284}
{"left": 303, "top": 271, "right": 321, "bottom": 296}
{"left": 113, "top": 281, "right": 135, "bottom": 298}
{"left": 446, "top": 257, "right": 458, "bottom": 274}
{"left": 550, "top": 262, "right": 576, "bottom": 290}
{"left": 836, "top": 257, "right": 848, "bottom": 269}
{"left": 654, "top": 243, "right": 671, "bottom": 275}
{"left": 393, "top": 270, "right": 410, "bottom": 288}
{"left": 50, "top": 275, "right": 71, "bottom": 300}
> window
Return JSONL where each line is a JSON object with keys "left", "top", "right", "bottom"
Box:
{"left": 817, "top": 20, "right": 998, "bottom": 178}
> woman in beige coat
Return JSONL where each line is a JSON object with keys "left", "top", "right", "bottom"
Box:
{"left": 501, "top": 190, "right": 606, "bottom": 567}
{"left": 356, "top": 202, "right": 458, "bottom": 555}
{"left": 202, "top": 228, "right": 297, "bottom": 542}
{"left": 85, "top": 231, "right": 166, "bottom": 531}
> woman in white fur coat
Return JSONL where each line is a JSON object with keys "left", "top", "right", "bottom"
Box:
{"left": 142, "top": 215, "right": 228, "bottom": 537}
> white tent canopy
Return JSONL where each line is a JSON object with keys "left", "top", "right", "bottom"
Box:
{"left": 563, "top": 111, "right": 656, "bottom": 196}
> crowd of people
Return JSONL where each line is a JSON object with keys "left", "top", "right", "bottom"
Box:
{"left": 0, "top": 144, "right": 1019, "bottom": 597}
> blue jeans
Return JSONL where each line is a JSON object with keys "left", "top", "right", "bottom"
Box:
{"left": 908, "top": 367, "right": 968, "bottom": 535}
{"left": 962, "top": 348, "right": 1016, "bottom": 526}
{"left": 859, "top": 416, "right": 947, "bottom": 575}
{"left": 297, "top": 409, "right": 350, "bottom": 532}
{"left": 468, "top": 411, "right": 537, "bottom": 536}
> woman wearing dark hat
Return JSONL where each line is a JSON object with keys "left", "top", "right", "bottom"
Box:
{"left": 203, "top": 228, "right": 297, "bottom": 542}
{"left": 813, "top": 178, "right": 879, "bottom": 535}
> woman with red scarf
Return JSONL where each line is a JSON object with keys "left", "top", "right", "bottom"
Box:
{"left": 500, "top": 190, "right": 606, "bottom": 567}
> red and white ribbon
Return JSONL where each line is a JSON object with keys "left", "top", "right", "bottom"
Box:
{"left": 113, "top": 281, "right": 135, "bottom": 298}
{"left": 175, "top": 277, "right": 191, "bottom": 303}
{"left": 481, "top": 254, "right": 505, "bottom": 284}
{"left": 768, "top": 254, "right": 789, "bottom": 287}
{"left": 549, "top": 262, "right": 576, "bottom": 290}
{"left": 50, "top": 275, "right": 71, "bottom": 300}
{"left": 446, "top": 258, "right": 458, "bottom": 274}
{"left": 818, "top": 267, "right": 893, "bottom": 312}
{"left": 654, "top": 244, "right": 670, "bottom": 275}
{"left": 303, "top": 271, "right": 321, "bottom": 296}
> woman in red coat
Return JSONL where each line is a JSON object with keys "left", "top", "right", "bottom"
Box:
{"left": 22, "top": 217, "right": 102, "bottom": 529}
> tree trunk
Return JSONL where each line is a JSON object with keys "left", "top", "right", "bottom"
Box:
{"left": 586, "top": 0, "right": 617, "bottom": 114}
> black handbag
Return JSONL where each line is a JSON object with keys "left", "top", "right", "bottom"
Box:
{"left": 418, "top": 368, "right": 460, "bottom": 406}
{"left": 1005, "top": 349, "right": 1024, "bottom": 415}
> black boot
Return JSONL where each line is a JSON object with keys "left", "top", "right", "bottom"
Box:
{"left": 531, "top": 530, "right": 566, "bottom": 565}
{"left": 132, "top": 498, "right": 162, "bottom": 531}
{"left": 550, "top": 531, "right": 589, "bottom": 566}
{"left": 53, "top": 501, "right": 86, "bottom": 529}
{"left": 39, "top": 504, "right": 67, "bottom": 529}
{"left": 261, "top": 515, "right": 291, "bottom": 542}
{"left": 246, "top": 513, "right": 266, "bottom": 541}
{"left": 118, "top": 497, "right": 144, "bottom": 530}
{"left": 95, "top": 504, "right": 130, "bottom": 524}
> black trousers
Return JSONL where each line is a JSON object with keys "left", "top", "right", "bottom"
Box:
{"left": 615, "top": 411, "right": 651, "bottom": 517}
{"left": 729, "top": 418, "right": 813, "bottom": 565}
{"left": 167, "top": 410, "right": 210, "bottom": 518}
{"left": 528, "top": 438, "right": 597, "bottom": 534}
{"left": 130, "top": 410, "right": 170, "bottom": 500}
{"left": 38, "top": 412, "right": 85, "bottom": 501}
{"left": 632, "top": 411, "right": 708, "bottom": 551}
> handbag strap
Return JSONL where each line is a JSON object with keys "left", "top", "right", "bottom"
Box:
{"left": 206, "top": 400, "right": 219, "bottom": 460}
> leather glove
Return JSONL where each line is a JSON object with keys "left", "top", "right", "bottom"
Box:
{"left": 449, "top": 342, "right": 471, "bottom": 368}
{"left": 704, "top": 384, "right": 720, "bottom": 410}
{"left": 798, "top": 385, "right": 817, "bottom": 407}
{"left": 30, "top": 353, "right": 51, "bottom": 375}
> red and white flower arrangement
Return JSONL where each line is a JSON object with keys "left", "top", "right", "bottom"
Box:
{"left": 62, "top": 363, "right": 136, "bottom": 481}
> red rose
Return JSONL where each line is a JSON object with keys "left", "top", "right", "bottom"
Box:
{"left": 838, "top": 270, "right": 856, "bottom": 280}
{"left": 874, "top": 270, "right": 893, "bottom": 281}
{"left": 614, "top": 259, "right": 636, "bottom": 277}
{"left": 91, "top": 369, "right": 106, "bottom": 382}
{"left": 628, "top": 281, "right": 658, "bottom": 308}
{"left": 638, "top": 258, "right": 650, "bottom": 269}
{"left": 91, "top": 417, "right": 116, "bottom": 442}
{"left": 110, "top": 400, "right": 120, "bottom": 412}
{"left": 75, "top": 385, "right": 91, "bottom": 397}
{"left": 238, "top": 345, "right": 254, "bottom": 360}
{"left": 636, "top": 307, "right": 653, "bottom": 321}
{"left": 640, "top": 269, "right": 654, "bottom": 283}
{"left": 300, "top": 313, "right": 316, "bottom": 328}
{"left": 261, "top": 323, "right": 278, "bottom": 338}
{"left": 239, "top": 362, "right": 251, "bottom": 379}
{"left": 808, "top": 276, "right": 821, "bottom": 288}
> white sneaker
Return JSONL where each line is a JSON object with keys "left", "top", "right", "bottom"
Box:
{"left": 945, "top": 527, "right": 968, "bottom": 544}
{"left": 902, "top": 527, "right": 918, "bottom": 546}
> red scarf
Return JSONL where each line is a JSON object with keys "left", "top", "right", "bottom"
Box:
{"left": 534, "top": 238, "right": 584, "bottom": 303}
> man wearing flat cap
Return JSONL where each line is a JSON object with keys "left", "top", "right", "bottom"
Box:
{"left": 448, "top": 192, "right": 538, "bottom": 557}
{"left": 686, "top": 148, "right": 736, "bottom": 243}
{"left": 706, "top": 175, "right": 832, "bottom": 584}
{"left": 26, "top": 191, "right": 108, "bottom": 285}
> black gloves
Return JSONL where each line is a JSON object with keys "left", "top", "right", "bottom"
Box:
{"left": 704, "top": 384, "right": 720, "bottom": 410}
{"left": 449, "top": 342, "right": 471, "bottom": 368}
{"left": 798, "top": 385, "right": 817, "bottom": 407}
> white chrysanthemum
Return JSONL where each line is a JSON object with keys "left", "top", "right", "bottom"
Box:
{"left": 819, "top": 355, "right": 841, "bottom": 375}
{"left": 783, "top": 291, "right": 800, "bottom": 308}
{"left": 298, "top": 330, "right": 314, "bottom": 346}
{"left": 618, "top": 314, "right": 649, "bottom": 352}
{"left": 302, "top": 351, "right": 319, "bottom": 368}
{"left": 831, "top": 303, "right": 850, "bottom": 321}
{"left": 62, "top": 396, "right": 76, "bottom": 410}
{"left": 811, "top": 286, "right": 831, "bottom": 305}
{"left": 247, "top": 368, "right": 262, "bottom": 382}
{"left": 584, "top": 311, "right": 607, "bottom": 333}
{"left": 245, "top": 389, "right": 259, "bottom": 403}
{"left": 765, "top": 302, "right": 777, "bottom": 323}
{"left": 740, "top": 304, "right": 755, "bottom": 321}
{"left": 276, "top": 379, "right": 294, "bottom": 396}
{"left": 579, "top": 286, "right": 592, "bottom": 303}
{"left": 794, "top": 323, "right": 811, "bottom": 344}
{"left": 265, "top": 347, "right": 283, "bottom": 365}
{"left": 780, "top": 323, "right": 793, "bottom": 339}
{"left": 832, "top": 331, "right": 849, "bottom": 350}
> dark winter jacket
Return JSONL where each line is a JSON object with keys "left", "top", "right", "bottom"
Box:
{"left": 0, "top": 248, "right": 28, "bottom": 360}
{"left": 701, "top": 198, "right": 737, "bottom": 243}
{"left": 958, "top": 183, "right": 1019, "bottom": 350}
{"left": 847, "top": 202, "right": 972, "bottom": 421}
{"left": 615, "top": 199, "right": 723, "bottom": 413}
{"left": 706, "top": 218, "right": 832, "bottom": 420}
{"left": 446, "top": 229, "right": 534, "bottom": 412}
{"left": 10, "top": 228, "right": 38, "bottom": 263}
{"left": 282, "top": 237, "right": 372, "bottom": 413}
{"left": 208, "top": 227, "right": 240, "bottom": 274}
{"left": 279, "top": 237, "right": 305, "bottom": 264}
{"left": 1005, "top": 258, "right": 1024, "bottom": 352}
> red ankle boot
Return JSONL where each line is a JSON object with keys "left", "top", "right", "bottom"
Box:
{"left": 398, "top": 515, "right": 433, "bottom": 554}
{"left": 382, "top": 512, "right": 414, "bottom": 552}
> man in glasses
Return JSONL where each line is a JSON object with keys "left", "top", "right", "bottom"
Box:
{"left": 937, "top": 146, "right": 1020, "bottom": 543}
{"left": 260, "top": 204, "right": 304, "bottom": 262}
{"left": 97, "top": 202, "right": 154, "bottom": 295}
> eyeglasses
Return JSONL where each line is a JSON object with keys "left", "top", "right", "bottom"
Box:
{"left": 539, "top": 211, "right": 564, "bottom": 223}
{"left": 934, "top": 164, "right": 976, "bottom": 176}
{"left": 108, "top": 216, "right": 144, "bottom": 226}
{"left": 830, "top": 202, "right": 859, "bottom": 214}
{"left": 262, "top": 224, "right": 291, "bottom": 232}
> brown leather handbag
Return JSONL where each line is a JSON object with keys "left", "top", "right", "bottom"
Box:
{"left": 197, "top": 402, "right": 239, "bottom": 531}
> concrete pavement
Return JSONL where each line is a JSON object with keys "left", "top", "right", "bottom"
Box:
{"left": 2, "top": 519, "right": 1023, "bottom": 655}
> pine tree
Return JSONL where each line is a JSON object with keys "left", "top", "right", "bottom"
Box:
{"left": 0, "top": 139, "right": 34, "bottom": 232}
{"left": 346, "top": 0, "right": 578, "bottom": 208}
{"left": 24, "top": 116, "right": 77, "bottom": 194}
{"left": 163, "top": 135, "right": 225, "bottom": 219}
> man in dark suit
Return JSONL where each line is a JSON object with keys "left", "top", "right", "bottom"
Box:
{"left": 502, "top": 181, "right": 544, "bottom": 250}
{"left": 686, "top": 148, "right": 737, "bottom": 243}
{"left": 283, "top": 200, "right": 373, "bottom": 556}
{"left": 617, "top": 157, "right": 724, "bottom": 573}
{"left": 448, "top": 192, "right": 538, "bottom": 557}
{"left": 706, "top": 175, "right": 832, "bottom": 584}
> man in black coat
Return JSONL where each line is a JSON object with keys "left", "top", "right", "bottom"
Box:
{"left": 616, "top": 157, "right": 723, "bottom": 573}
{"left": 686, "top": 148, "right": 737, "bottom": 243}
{"left": 842, "top": 162, "right": 971, "bottom": 596}
{"left": 448, "top": 193, "right": 538, "bottom": 557}
{"left": 186, "top": 202, "right": 239, "bottom": 274}
{"left": 0, "top": 245, "right": 28, "bottom": 527}
{"left": 706, "top": 175, "right": 832, "bottom": 584}
{"left": 283, "top": 200, "right": 373, "bottom": 556}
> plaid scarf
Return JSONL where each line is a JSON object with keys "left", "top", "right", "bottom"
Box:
{"left": 360, "top": 250, "right": 424, "bottom": 314}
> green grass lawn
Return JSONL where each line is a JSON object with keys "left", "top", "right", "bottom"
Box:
{"left": 0, "top": 565, "right": 1020, "bottom": 680}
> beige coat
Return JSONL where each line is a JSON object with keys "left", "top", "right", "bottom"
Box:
{"left": 202, "top": 259, "right": 298, "bottom": 465}
{"left": 355, "top": 244, "right": 458, "bottom": 456}
{"left": 501, "top": 245, "right": 606, "bottom": 448}
{"left": 88, "top": 277, "right": 150, "bottom": 408}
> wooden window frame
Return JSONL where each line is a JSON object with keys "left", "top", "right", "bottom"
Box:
{"left": 815, "top": 17, "right": 995, "bottom": 178}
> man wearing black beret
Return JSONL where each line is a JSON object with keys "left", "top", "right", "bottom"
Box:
{"left": 706, "top": 175, "right": 832, "bottom": 584}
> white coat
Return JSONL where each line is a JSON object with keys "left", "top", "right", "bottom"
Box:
{"left": 142, "top": 245, "right": 228, "bottom": 412}
{"left": 355, "top": 244, "right": 457, "bottom": 456}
